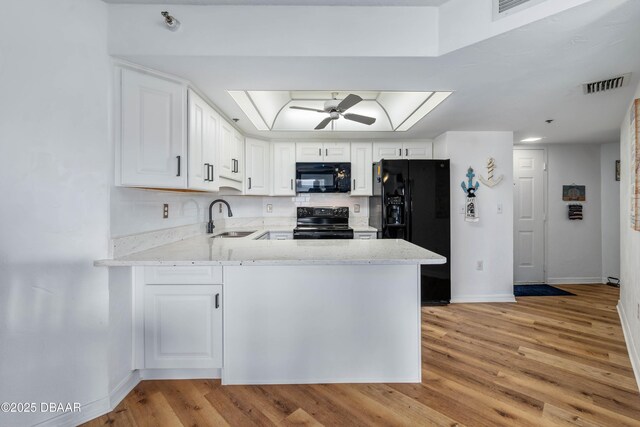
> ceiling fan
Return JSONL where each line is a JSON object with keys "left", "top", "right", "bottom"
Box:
{"left": 289, "top": 93, "right": 376, "bottom": 130}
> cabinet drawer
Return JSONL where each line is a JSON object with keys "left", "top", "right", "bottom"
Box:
{"left": 145, "top": 266, "right": 223, "bottom": 284}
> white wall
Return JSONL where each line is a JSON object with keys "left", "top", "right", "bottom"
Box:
{"left": 619, "top": 83, "right": 640, "bottom": 387}
{"left": 434, "top": 131, "right": 515, "bottom": 302}
{"left": 545, "top": 144, "right": 603, "bottom": 284}
{"left": 601, "top": 142, "right": 621, "bottom": 282}
{"left": 0, "top": 1, "right": 111, "bottom": 425}
{"left": 111, "top": 188, "right": 369, "bottom": 237}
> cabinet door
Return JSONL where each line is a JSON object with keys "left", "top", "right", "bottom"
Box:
{"left": 323, "top": 142, "right": 351, "bottom": 162}
{"left": 232, "top": 130, "right": 245, "bottom": 182}
{"left": 219, "top": 120, "right": 235, "bottom": 180}
{"left": 272, "top": 142, "right": 296, "bottom": 196}
{"left": 296, "top": 143, "right": 323, "bottom": 162}
{"left": 144, "top": 285, "right": 222, "bottom": 369}
{"left": 120, "top": 68, "right": 186, "bottom": 188}
{"left": 188, "top": 90, "right": 219, "bottom": 191}
{"left": 350, "top": 142, "right": 373, "bottom": 196}
{"left": 372, "top": 142, "right": 403, "bottom": 162}
{"left": 245, "top": 138, "right": 269, "bottom": 195}
{"left": 402, "top": 141, "right": 433, "bottom": 159}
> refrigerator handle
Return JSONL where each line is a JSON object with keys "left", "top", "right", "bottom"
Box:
{"left": 407, "top": 178, "right": 413, "bottom": 242}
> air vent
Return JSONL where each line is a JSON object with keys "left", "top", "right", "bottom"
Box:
{"left": 582, "top": 74, "right": 630, "bottom": 95}
{"left": 498, "top": 0, "right": 531, "bottom": 13}
{"left": 493, "top": 0, "right": 546, "bottom": 19}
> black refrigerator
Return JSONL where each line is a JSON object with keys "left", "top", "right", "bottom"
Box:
{"left": 369, "top": 159, "right": 450, "bottom": 305}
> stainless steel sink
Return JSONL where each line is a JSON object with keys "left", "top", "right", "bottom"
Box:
{"left": 211, "top": 231, "right": 256, "bottom": 238}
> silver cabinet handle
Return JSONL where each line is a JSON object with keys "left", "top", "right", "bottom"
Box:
{"left": 215, "top": 293, "right": 220, "bottom": 309}
{"left": 398, "top": 148, "right": 401, "bottom": 156}
{"left": 205, "top": 163, "right": 210, "bottom": 181}
{"left": 176, "top": 155, "right": 181, "bottom": 176}
{"left": 325, "top": 148, "right": 328, "bottom": 156}
{"left": 353, "top": 179, "right": 356, "bottom": 189}
{"left": 248, "top": 177, "right": 252, "bottom": 189}
{"left": 405, "top": 148, "right": 408, "bottom": 156}
{"left": 318, "top": 148, "right": 321, "bottom": 156}
{"left": 210, "top": 164, "right": 214, "bottom": 181}
{"left": 290, "top": 178, "right": 293, "bottom": 190}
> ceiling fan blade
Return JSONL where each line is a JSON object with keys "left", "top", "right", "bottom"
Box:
{"left": 343, "top": 113, "right": 376, "bottom": 125}
{"left": 290, "top": 106, "right": 325, "bottom": 113}
{"left": 337, "top": 94, "right": 362, "bottom": 111}
{"left": 315, "top": 117, "right": 333, "bottom": 130}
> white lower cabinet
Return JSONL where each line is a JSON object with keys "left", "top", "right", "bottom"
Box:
{"left": 143, "top": 284, "right": 223, "bottom": 369}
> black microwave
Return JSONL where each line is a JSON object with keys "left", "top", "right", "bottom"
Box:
{"left": 296, "top": 163, "right": 351, "bottom": 193}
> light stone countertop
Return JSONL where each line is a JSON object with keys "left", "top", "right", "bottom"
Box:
{"left": 95, "top": 228, "right": 446, "bottom": 267}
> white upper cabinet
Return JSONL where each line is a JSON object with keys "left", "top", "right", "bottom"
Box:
{"left": 296, "top": 142, "right": 350, "bottom": 162}
{"left": 188, "top": 90, "right": 219, "bottom": 192}
{"left": 245, "top": 138, "right": 270, "bottom": 195}
{"left": 350, "top": 142, "right": 373, "bottom": 196}
{"left": 372, "top": 141, "right": 433, "bottom": 162}
{"left": 373, "top": 143, "right": 403, "bottom": 162}
{"left": 219, "top": 121, "right": 244, "bottom": 183}
{"left": 272, "top": 142, "right": 296, "bottom": 196}
{"left": 323, "top": 142, "right": 350, "bottom": 162}
{"left": 119, "top": 68, "right": 187, "bottom": 188}
{"left": 402, "top": 141, "right": 433, "bottom": 159}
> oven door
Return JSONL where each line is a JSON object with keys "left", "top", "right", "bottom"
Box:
{"left": 296, "top": 163, "right": 351, "bottom": 193}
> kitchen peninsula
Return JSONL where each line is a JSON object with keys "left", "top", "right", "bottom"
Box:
{"left": 96, "top": 233, "right": 445, "bottom": 385}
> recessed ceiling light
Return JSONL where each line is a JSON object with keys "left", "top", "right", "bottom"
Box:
{"left": 521, "top": 137, "right": 543, "bottom": 142}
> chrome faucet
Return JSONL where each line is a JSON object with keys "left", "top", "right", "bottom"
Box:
{"left": 207, "top": 199, "right": 233, "bottom": 233}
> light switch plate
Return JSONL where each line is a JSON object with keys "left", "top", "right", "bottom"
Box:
{"left": 266, "top": 204, "right": 273, "bottom": 213}
{"left": 354, "top": 204, "right": 360, "bottom": 213}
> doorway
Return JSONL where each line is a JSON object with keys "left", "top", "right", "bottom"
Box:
{"left": 513, "top": 148, "right": 546, "bottom": 283}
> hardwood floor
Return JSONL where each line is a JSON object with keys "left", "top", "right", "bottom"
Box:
{"left": 84, "top": 284, "right": 640, "bottom": 426}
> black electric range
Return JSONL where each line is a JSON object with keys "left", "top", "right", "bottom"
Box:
{"left": 293, "top": 207, "right": 354, "bottom": 239}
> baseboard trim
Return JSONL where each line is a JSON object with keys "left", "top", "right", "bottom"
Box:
{"left": 618, "top": 302, "right": 640, "bottom": 391}
{"left": 33, "top": 396, "right": 110, "bottom": 427}
{"left": 110, "top": 371, "right": 141, "bottom": 409}
{"left": 546, "top": 277, "right": 603, "bottom": 285}
{"left": 140, "top": 368, "right": 221, "bottom": 380}
{"left": 451, "top": 293, "right": 516, "bottom": 303}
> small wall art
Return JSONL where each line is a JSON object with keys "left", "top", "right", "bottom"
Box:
{"left": 478, "top": 157, "right": 503, "bottom": 188}
{"left": 461, "top": 167, "right": 480, "bottom": 222}
{"left": 562, "top": 185, "right": 586, "bottom": 202}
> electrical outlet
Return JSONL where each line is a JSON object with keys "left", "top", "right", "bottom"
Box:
{"left": 163, "top": 204, "right": 169, "bottom": 219}
{"left": 354, "top": 204, "right": 360, "bottom": 213}
{"left": 266, "top": 204, "right": 273, "bottom": 213}
{"left": 476, "top": 260, "right": 484, "bottom": 271}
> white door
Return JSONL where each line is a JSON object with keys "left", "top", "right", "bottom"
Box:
{"left": 232, "top": 130, "right": 245, "bottom": 182}
{"left": 219, "top": 120, "right": 234, "bottom": 179}
{"left": 272, "top": 142, "right": 296, "bottom": 195}
{"left": 373, "top": 142, "right": 403, "bottom": 162}
{"left": 187, "top": 90, "right": 218, "bottom": 191}
{"left": 350, "top": 142, "right": 373, "bottom": 196}
{"left": 323, "top": 142, "right": 351, "bottom": 162}
{"left": 120, "top": 68, "right": 186, "bottom": 188}
{"left": 144, "top": 284, "right": 223, "bottom": 369}
{"left": 296, "top": 143, "right": 324, "bottom": 162}
{"left": 403, "top": 142, "right": 433, "bottom": 159}
{"left": 245, "top": 138, "right": 269, "bottom": 195}
{"left": 514, "top": 149, "right": 545, "bottom": 283}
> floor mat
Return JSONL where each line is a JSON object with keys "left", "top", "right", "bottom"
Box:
{"left": 514, "top": 284, "right": 576, "bottom": 297}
